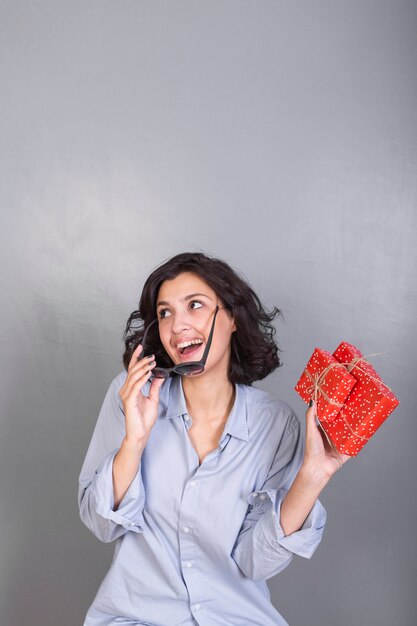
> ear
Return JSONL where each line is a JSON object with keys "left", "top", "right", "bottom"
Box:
{"left": 224, "top": 305, "right": 236, "bottom": 332}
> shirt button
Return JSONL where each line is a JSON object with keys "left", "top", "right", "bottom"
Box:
{"left": 185, "top": 561, "right": 193, "bottom": 568}
{"left": 183, "top": 526, "right": 190, "bottom": 533}
{"left": 192, "top": 603, "right": 201, "bottom": 611}
{"left": 260, "top": 494, "right": 267, "bottom": 500}
{"left": 190, "top": 481, "right": 196, "bottom": 487}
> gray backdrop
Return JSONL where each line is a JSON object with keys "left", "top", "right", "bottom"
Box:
{"left": 1, "top": 1, "right": 416, "bottom": 625}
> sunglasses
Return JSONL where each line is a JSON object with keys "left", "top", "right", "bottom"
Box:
{"left": 140, "top": 305, "right": 220, "bottom": 378}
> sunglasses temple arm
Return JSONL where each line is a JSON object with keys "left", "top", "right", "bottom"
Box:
{"left": 200, "top": 306, "right": 219, "bottom": 364}
{"left": 140, "top": 318, "right": 158, "bottom": 356}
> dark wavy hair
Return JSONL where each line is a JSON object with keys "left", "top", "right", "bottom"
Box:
{"left": 122, "top": 252, "right": 282, "bottom": 385}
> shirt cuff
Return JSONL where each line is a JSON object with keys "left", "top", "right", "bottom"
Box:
{"left": 92, "top": 449, "right": 146, "bottom": 532}
{"left": 247, "top": 488, "right": 327, "bottom": 558}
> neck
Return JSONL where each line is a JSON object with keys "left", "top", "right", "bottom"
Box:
{"left": 181, "top": 369, "right": 235, "bottom": 425}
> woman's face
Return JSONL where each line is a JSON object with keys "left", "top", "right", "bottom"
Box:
{"left": 156, "top": 272, "right": 236, "bottom": 378}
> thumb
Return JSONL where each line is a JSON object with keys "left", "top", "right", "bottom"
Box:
{"left": 305, "top": 399, "right": 318, "bottom": 430}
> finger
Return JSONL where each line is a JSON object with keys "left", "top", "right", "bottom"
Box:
{"left": 122, "top": 360, "right": 156, "bottom": 397}
{"left": 128, "top": 343, "right": 144, "bottom": 370}
{"left": 123, "top": 368, "right": 154, "bottom": 402}
{"left": 148, "top": 376, "right": 165, "bottom": 404}
{"left": 127, "top": 354, "right": 155, "bottom": 380}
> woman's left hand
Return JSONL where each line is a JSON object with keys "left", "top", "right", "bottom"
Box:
{"left": 303, "top": 400, "right": 351, "bottom": 479}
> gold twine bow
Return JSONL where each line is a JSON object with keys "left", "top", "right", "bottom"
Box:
{"left": 304, "top": 363, "right": 346, "bottom": 407}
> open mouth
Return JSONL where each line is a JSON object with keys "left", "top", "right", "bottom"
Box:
{"left": 176, "top": 339, "right": 204, "bottom": 359}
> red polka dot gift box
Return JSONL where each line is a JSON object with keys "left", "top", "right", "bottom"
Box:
{"left": 295, "top": 342, "right": 400, "bottom": 457}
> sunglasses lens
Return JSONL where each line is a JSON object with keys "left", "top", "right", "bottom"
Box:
{"left": 152, "top": 368, "right": 170, "bottom": 379}
{"left": 180, "top": 364, "right": 205, "bottom": 376}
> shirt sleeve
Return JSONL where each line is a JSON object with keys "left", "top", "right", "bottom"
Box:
{"left": 231, "top": 410, "right": 327, "bottom": 582}
{"left": 78, "top": 374, "right": 147, "bottom": 543}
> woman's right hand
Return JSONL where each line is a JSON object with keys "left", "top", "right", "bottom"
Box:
{"left": 119, "top": 344, "right": 166, "bottom": 446}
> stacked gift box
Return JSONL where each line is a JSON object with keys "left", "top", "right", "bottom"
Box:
{"left": 295, "top": 342, "right": 399, "bottom": 456}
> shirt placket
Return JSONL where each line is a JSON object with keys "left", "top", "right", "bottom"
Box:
{"left": 179, "top": 412, "right": 225, "bottom": 623}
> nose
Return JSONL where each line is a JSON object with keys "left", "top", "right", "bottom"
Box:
{"left": 170, "top": 312, "right": 192, "bottom": 336}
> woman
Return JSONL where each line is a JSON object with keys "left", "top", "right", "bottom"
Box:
{"left": 78, "top": 252, "right": 349, "bottom": 626}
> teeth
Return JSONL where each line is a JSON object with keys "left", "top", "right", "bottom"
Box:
{"left": 177, "top": 339, "right": 203, "bottom": 350}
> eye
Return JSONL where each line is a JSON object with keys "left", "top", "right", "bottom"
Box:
{"left": 157, "top": 300, "right": 203, "bottom": 319}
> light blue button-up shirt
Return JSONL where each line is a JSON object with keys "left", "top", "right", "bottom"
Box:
{"left": 78, "top": 372, "right": 326, "bottom": 626}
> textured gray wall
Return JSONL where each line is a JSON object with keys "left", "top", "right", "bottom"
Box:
{"left": 1, "top": 1, "right": 416, "bottom": 625}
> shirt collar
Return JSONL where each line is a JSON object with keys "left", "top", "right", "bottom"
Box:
{"left": 160, "top": 375, "right": 249, "bottom": 442}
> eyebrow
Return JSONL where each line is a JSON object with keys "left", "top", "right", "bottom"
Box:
{"left": 156, "top": 293, "right": 213, "bottom": 307}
